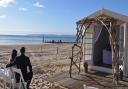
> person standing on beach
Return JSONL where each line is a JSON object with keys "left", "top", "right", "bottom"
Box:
{"left": 6, "top": 49, "right": 17, "bottom": 88}
{"left": 9, "top": 49, "right": 17, "bottom": 63}
{"left": 6, "top": 49, "right": 17, "bottom": 78}
{"left": 6, "top": 47, "right": 33, "bottom": 89}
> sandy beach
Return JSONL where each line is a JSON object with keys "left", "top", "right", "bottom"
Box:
{"left": 0, "top": 43, "right": 128, "bottom": 89}
{"left": 0, "top": 43, "right": 73, "bottom": 89}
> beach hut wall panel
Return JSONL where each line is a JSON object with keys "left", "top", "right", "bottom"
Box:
{"left": 78, "top": 9, "right": 128, "bottom": 74}
{"left": 123, "top": 23, "right": 128, "bottom": 76}
{"left": 119, "top": 24, "right": 124, "bottom": 61}
{"left": 83, "top": 25, "right": 94, "bottom": 66}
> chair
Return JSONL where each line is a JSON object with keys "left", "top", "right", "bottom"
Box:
{"left": 11, "top": 68, "right": 27, "bottom": 89}
{"left": 0, "top": 68, "right": 10, "bottom": 89}
{"left": 0, "top": 67, "right": 27, "bottom": 89}
{"left": 0, "top": 68, "right": 14, "bottom": 89}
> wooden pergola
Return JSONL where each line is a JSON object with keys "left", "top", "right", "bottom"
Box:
{"left": 69, "top": 9, "right": 122, "bottom": 85}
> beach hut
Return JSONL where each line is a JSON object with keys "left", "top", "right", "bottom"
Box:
{"left": 70, "top": 9, "right": 128, "bottom": 84}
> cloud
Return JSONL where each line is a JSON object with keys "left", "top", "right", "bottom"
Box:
{"left": 19, "top": 7, "right": 28, "bottom": 11}
{"left": 0, "top": 15, "right": 6, "bottom": 19}
{"left": 0, "top": 0, "right": 15, "bottom": 7}
{"left": 33, "top": 2, "right": 44, "bottom": 8}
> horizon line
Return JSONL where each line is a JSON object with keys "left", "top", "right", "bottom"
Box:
{"left": 0, "top": 33, "right": 75, "bottom": 36}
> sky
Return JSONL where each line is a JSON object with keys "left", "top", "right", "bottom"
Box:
{"left": 0, "top": 0, "right": 128, "bottom": 35}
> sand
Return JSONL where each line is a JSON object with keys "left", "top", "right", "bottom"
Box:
{"left": 0, "top": 43, "right": 73, "bottom": 89}
{"left": 0, "top": 44, "right": 127, "bottom": 89}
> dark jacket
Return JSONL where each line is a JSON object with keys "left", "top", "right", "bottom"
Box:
{"left": 6, "top": 54, "right": 33, "bottom": 82}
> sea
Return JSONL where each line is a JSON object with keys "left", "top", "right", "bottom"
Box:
{"left": 0, "top": 35, "right": 76, "bottom": 45}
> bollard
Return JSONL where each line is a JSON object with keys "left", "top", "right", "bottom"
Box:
{"left": 119, "top": 68, "right": 123, "bottom": 81}
{"left": 84, "top": 61, "right": 88, "bottom": 73}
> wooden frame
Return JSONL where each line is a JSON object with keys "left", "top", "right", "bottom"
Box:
{"left": 69, "top": 14, "right": 119, "bottom": 85}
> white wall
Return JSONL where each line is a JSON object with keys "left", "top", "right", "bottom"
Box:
{"left": 83, "top": 25, "right": 94, "bottom": 66}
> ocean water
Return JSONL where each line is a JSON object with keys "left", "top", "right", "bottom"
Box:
{"left": 0, "top": 35, "right": 75, "bottom": 45}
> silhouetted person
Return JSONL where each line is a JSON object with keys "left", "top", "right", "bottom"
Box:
{"left": 6, "top": 47, "right": 33, "bottom": 89}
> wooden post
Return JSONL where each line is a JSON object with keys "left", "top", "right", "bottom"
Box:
{"left": 69, "top": 46, "right": 74, "bottom": 78}
{"left": 57, "top": 47, "right": 59, "bottom": 54}
{"left": 79, "top": 48, "right": 82, "bottom": 74}
{"left": 41, "top": 35, "right": 44, "bottom": 52}
{"left": 56, "top": 47, "right": 59, "bottom": 59}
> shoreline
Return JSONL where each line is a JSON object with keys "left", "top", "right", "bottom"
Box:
{"left": 0, "top": 42, "right": 74, "bottom": 46}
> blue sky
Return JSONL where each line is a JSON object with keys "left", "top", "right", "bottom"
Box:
{"left": 0, "top": 0, "right": 128, "bottom": 35}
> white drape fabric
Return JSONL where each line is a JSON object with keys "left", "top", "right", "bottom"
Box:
{"left": 93, "top": 25, "right": 103, "bottom": 43}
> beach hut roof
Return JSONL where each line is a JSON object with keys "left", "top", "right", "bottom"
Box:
{"left": 77, "top": 8, "right": 128, "bottom": 24}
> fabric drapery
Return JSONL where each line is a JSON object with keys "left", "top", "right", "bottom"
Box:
{"left": 93, "top": 25, "right": 103, "bottom": 43}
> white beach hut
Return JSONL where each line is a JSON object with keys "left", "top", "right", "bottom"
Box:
{"left": 69, "top": 9, "right": 128, "bottom": 81}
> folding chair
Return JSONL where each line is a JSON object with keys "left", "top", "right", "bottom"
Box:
{"left": 11, "top": 68, "right": 27, "bottom": 89}
{"left": 0, "top": 68, "right": 12, "bottom": 89}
